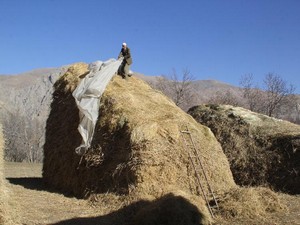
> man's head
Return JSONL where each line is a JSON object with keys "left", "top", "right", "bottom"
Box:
{"left": 122, "top": 42, "right": 127, "bottom": 49}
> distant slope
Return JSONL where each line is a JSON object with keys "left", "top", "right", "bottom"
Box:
{"left": 133, "top": 73, "right": 243, "bottom": 103}
{"left": 194, "top": 79, "right": 234, "bottom": 88}
{"left": 0, "top": 66, "right": 67, "bottom": 161}
{"left": 0, "top": 67, "right": 64, "bottom": 117}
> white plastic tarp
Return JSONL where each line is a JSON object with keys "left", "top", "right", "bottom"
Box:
{"left": 72, "top": 58, "right": 122, "bottom": 155}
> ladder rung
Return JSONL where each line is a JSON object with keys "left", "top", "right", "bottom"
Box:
{"left": 181, "top": 125, "right": 219, "bottom": 217}
{"left": 181, "top": 130, "right": 190, "bottom": 134}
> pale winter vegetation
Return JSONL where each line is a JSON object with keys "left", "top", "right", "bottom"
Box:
{"left": 0, "top": 68, "right": 63, "bottom": 163}
{"left": 206, "top": 89, "right": 241, "bottom": 107}
{"left": 239, "top": 73, "right": 297, "bottom": 120}
{"left": 2, "top": 112, "right": 43, "bottom": 162}
{"left": 149, "top": 68, "right": 198, "bottom": 111}
{"left": 152, "top": 70, "right": 299, "bottom": 124}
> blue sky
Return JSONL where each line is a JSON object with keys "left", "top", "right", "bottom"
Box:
{"left": 1, "top": 0, "right": 300, "bottom": 93}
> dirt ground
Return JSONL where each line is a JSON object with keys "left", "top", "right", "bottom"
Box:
{"left": 4, "top": 162, "right": 300, "bottom": 225}
{"left": 4, "top": 162, "right": 106, "bottom": 225}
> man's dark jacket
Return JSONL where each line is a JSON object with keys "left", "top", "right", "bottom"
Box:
{"left": 118, "top": 47, "right": 132, "bottom": 65}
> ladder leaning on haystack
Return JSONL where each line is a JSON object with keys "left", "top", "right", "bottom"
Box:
{"left": 181, "top": 126, "right": 219, "bottom": 219}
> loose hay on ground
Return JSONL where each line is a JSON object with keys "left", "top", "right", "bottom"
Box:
{"left": 217, "top": 186, "right": 287, "bottom": 221}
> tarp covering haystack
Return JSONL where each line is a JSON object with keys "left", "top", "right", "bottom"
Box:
{"left": 188, "top": 104, "right": 300, "bottom": 194}
{"left": 43, "top": 63, "right": 287, "bottom": 224}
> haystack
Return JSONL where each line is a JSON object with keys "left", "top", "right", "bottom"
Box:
{"left": 43, "top": 63, "right": 286, "bottom": 224}
{"left": 43, "top": 63, "right": 233, "bottom": 210}
{"left": 188, "top": 104, "right": 300, "bottom": 194}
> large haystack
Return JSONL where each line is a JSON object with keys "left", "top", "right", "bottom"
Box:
{"left": 188, "top": 104, "right": 300, "bottom": 194}
{"left": 43, "top": 63, "right": 235, "bottom": 211}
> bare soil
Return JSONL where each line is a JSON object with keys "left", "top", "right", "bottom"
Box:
{"left": 4, "top": 162, "right": 300, "bottom": 225}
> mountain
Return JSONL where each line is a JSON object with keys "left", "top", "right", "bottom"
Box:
{"left": 0, "top": 66, "right": 68, "bottom": 161}
{"left": 0, "top": 68, "right": 64, "bottom": 116}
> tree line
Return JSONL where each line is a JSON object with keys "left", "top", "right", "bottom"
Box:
{"left": 2, "top": 110, "right": 44, "bottom": 162}
{"left": 150, "top": 70, "right": 299, "bottom": 124}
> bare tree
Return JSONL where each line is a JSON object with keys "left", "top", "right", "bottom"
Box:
{"left": 151, "top": 76, "right": 172, "bottom": 97}
{"left": 239, "top": 74, "right": 263, "bottom": 112}
{"left": 296, "top": 102, "right": 300, "bottom": 124}
{"left": 2, "top": 112, "right": 27, "bottom": 161}
{"left": 170, "top": 68, "right": 195, "bottom": 107}
{"left": 2, "top": 109, "right": 44, "bottom": 162}
{"left": 207, "top": 90, "right": 241, "bottom": 106}
{"left": 263, "top": 73, "right": 295, "bottom": 117}
{"left": 150, "top": 68, "right": 196, "bottom": 111}
{"left": 276, "top": 95, "right": 300, "bottom": 124}
{"left": 240, "top": 73, "right": 296, "bottom": 118}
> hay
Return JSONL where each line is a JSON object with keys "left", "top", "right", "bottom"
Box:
{"left": 188, "top": 104, "right": 300, "bottom": 194}
{"left": 54, "top": 62, "right": 89, "bottom": 92}
{"left": 43, "top": 63, "right": 236, "bottom": 222}
{"left": 0, "top": 123, "right": 7, "bottom": 224}
{"left": 217, "top": 186, "right": 287, "bottom": 221}
{"left": 0, "top": 124, "right": 16, "bottom": 225}
{"left": 132, "top": 193, "right": 210, "bottom": 225}
{"left": 0, "top": 123, "right": 5, "bottom": 224}
{"left": 85, "top": 191, "right": 212, "bottom": 225}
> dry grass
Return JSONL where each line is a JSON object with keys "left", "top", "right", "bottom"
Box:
{"left": 188, "top": 104, "right": 300, "bottom": 194}
{"left": 217, "top": 186, "right": 287, "bottom": 220}
{"left": 3, "top": 162, "right": 300, "bottom": 225}
{"left": 43, "top": 63, "right": 237, "bottom": 223}
{"left": 131, "top": 192, "right": 209, "bottom": 225}
{"left": 0, "top": 124, "right": 16, "bottom": 225}
{"left": 54, "top": 62, "right": 89, "bottom": 92}
{"left": 0, "top": 124, "right": 7, "bottom": 224}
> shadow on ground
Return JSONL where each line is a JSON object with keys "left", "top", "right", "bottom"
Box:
{"left": 7, "top": 177, "right": 45, "bottom": 190}
{"left": 50, "top": 193, "right": 206, "bottom": 225}
{"left": 6, "top": 177, "right": 207, "bottom": 225}
{"left": 6, "top": 177, "right": 74, "bottom": 197}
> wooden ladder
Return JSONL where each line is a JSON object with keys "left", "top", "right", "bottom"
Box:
{"left": 181, "top": 126, "right": 219, "bottom": 218}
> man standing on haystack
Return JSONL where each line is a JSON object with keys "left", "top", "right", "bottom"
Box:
{"left": 118, "top": 42, "right": 133, "bottom": 79}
